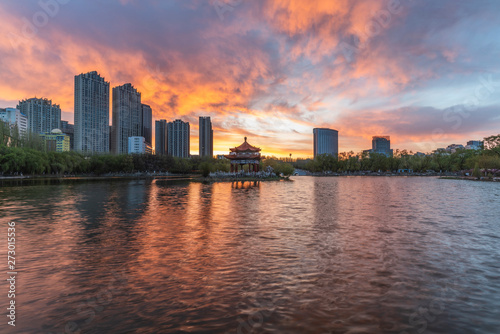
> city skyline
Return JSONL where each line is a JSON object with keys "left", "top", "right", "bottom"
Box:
{"left": 1, "top": 1, "right": 499, "bottom": 156}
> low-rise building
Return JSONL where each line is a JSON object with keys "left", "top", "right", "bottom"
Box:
{"left": 446, "top": 144, "right": 465, "bottom": 153}
{"left": 0, "top": 108, "right": 28, "bottom": 136}
{"left": 128, "top": 136, "right": 152, "bottom": 154}
{"left": 60, "top": 121, "right": 74, "bottom": 150}
{"left": 40, "top": 129, "right": 70, "bottom": 152}
{"left": 466, "top": 140, "right": 483, "bottom": 150}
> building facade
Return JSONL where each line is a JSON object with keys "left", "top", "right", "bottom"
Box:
{"left": 60, "top": 121, "right": 74, "bottom": 151}
{"left": 0, "top": 108, "right": 28, "bottom": 136}
{"left": 128, "top": 136, "right": 151, "bottom": 154}
{"left": 313, "top": 128, "right": 339, "bottom": 158}
{"left": 141, "top": 104, "right": 153, "bottom": 146}
{"left": 466, "top": 140, "right": 483, "bottom": 150}
{"left": 111, "top": 83, "right": 142, "bottom": 154}
{"left": 199, "top": 116, "right": 213, "bottom": 158}
{"left": 372, "top": 136, "right": 393, "bottom": 157}
{"left": 167, "top": 119, "right": 190, "bottom": 158}
{"left": 74, "top": 71, "right": 110, "bottom": 153}
{"left": 17, "top": 98, "right": 61, "bottom": 134}
{"left": 40, "top": 129, "right": 70, "bottom": 152}
{"left": 155, "top": 119, "right": 167, "bottom": 155}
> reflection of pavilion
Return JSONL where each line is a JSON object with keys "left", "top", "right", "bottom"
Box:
{"left": 231, "top": 181, "right": 260, "bottom": 189}
{"left": 225, "top": 137, "right": 262, "bottom": 173}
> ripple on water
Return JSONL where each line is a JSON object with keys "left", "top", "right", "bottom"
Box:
{"left": 1, "top": 177, "right": 499, "bottom": 333}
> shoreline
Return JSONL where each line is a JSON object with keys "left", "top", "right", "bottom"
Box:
{"left": 440, "top": 176, "right": 500, "bottom": 182}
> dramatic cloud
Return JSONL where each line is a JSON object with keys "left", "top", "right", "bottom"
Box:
{"left": 0, "top": 0, "right": 499, "bottom": 156}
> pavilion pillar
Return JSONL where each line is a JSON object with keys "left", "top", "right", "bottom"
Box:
{"left": 230, "top": 164, "right": 233, "bottom": 173}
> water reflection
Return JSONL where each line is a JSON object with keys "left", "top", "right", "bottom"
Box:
{"left": 1, "top": 177, "right": 499, "bottom": 333}
{"left": 231, "top": 181, "right": 261, "bottom": 189}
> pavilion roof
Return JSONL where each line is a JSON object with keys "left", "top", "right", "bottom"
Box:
{"left": 224, "top": 152, "right": 261, "bottom": 160}
{"left": 229, "top": 137, "right": 261, "bottom": 153}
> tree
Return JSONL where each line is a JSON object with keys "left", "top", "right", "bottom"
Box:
{"left": 200, "top": 162, "right": 211, "bottom": 177}
{"left": 473, "top": 163, "right": 481, "bottom": 179}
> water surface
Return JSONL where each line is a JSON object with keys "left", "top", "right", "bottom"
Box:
{"left": 1, "top": 177, "right": 499, "bottom": 333}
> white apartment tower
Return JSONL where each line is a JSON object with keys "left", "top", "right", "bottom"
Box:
{"left": 0, "top": 108, "right": 28, "bottom": 136}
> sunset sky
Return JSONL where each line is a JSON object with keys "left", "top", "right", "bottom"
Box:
{"left": 1, "top": 0, "right": 499, "bottom": 157}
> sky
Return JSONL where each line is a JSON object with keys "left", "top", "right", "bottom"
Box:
{"left": 1, "top": 0, "right": 499, "bottom": 157}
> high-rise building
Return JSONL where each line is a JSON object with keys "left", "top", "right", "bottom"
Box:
{"left": 141, "top": 104, "right": 153, "bottom": 146}
{"left": 167, "top": 119, "right": 190, "bottom": 158}
{"left": 74, "top": 71, "right": 110, "bottom": 153}
{"left": 60, "top": 120, "right": 74, "bottom": 151}
{"left": 313, "top": 128, "right": 339, "bottom": 158}
{"left": 111, "top": 83, "right": 142, "bottom": 154}
{"left": 372, "top": 136, "right": 393, "bottom": 157}
{"left": 199, "top": 116, "right": 213, "bottom": 158}
{"left": 0, "top": 108, "right": 28, "bottom": 136}
{"left": 17, "top": 98, "right": 61, "bottom": 134}
{"left": 155, "top": 119, "right": 167, "bottom": 155}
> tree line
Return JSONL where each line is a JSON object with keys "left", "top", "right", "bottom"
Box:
{"left": 1, "top": 120, "right": 296, "bottom": 176}
{"left": 295, "top": 135, "right": 500, "bottom": 174}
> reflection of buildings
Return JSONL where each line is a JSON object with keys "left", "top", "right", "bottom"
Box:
{"left": 199, "top": 116, "right": 213, "bottom": 158}
{"left": 40, "top": 129, "right": 70, "bottom": 152}
{"left": 167, "top": 119, "right": 190, "bottom": 158}
{"left": 225, "top": 137, "right": 262, "bottom": 173}
{"left": 364, "top": 136, "right": 393, "bottom": 157}
{"left": 313, "top": 128, "right": 339, "bottom": 158}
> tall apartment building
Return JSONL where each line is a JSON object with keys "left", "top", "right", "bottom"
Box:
{"left": 141, "top": 104, "right": 153, "bottom": 146}
{"left": 167, "top": 119, "right": 190, "bottom": 158}
{"left": 199, "top": 116, "right": 213, "bottom": 158}
{"left": 0, "top": 108, "right": 28, "bottom": 136}
{"left": 17, "top": 97, "right": 61, "bottom": 134}
{"left": 155, "top": 119, "right": 167, "bottom": 155}
{"left": 74, "top": 71, "right": 110, "bottom": 153}
{"left": 111, "top": 83, "right": 142, "bottom": 154}
{"left": 313, "top": 128, "right": 339, "bottom": 158}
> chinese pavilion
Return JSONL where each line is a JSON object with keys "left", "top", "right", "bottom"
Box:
{"left": 225, "top": 137, "right": 262, "bottom": 173}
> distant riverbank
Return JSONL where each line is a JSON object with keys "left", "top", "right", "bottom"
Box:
{"left": 440, "top": 176, "right": 500, "bottom": 182}
{"left": 0, "top": 173, "right": 198, "bottom": 185}
{"left": 0, "top": 173, "right": 291, "bottom": 185}
{"left": 307, "top": 171, "right": 459, "bottom": 177}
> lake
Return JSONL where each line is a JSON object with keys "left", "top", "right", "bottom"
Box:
{"left": 1, "top": 177, "right": 499, "bottom": 333}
